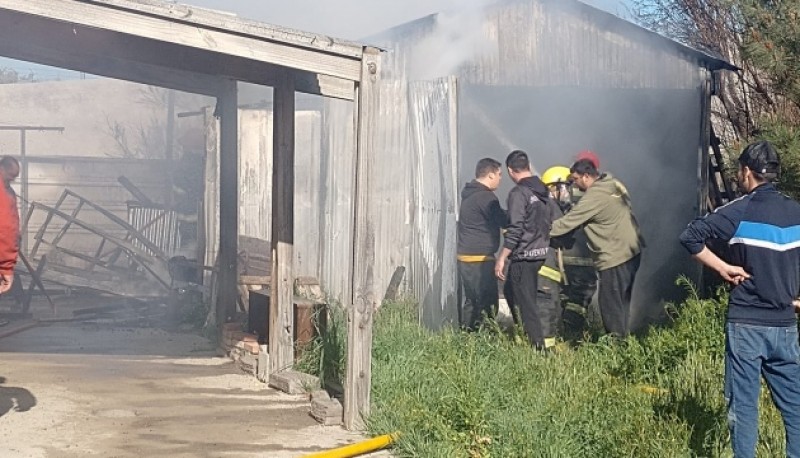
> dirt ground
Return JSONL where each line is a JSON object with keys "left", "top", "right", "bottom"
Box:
{"left": 0, "top": 293, "right": 388, "bottom": 458}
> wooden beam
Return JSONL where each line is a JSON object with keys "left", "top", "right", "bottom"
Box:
{"left": 269, "top": 70, "right": 296, "bottom": 375}
{"left": 0, "top": 19, "right": 222, "bottom": 96}
{"left": 83, "top": 0, "right": 365, "bottom": 59}
{"left": 0, "top": 0, "right": 363, "bottom": 81}
{"left": 216, "top": 80, "right": 239, "bottom": 330}
{"left": 0, "top": 11, "right": 352, "bottom": 100}
{"left": 344, "top": 47, "right": 381, "bottom": 431}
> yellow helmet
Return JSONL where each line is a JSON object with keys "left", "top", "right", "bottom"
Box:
{"left": 542, "top": 166, "right": 571, "bottom": 185}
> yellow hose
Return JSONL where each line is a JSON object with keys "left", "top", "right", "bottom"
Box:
{"left": 301, "top": 433, "right": 397, "bottom": 458}
{"left": 637, "top": 384, "right": 669, "bottom": 396}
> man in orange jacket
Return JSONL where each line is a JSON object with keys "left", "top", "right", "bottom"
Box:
{"left": 0, "top": 156, "right": 19, "bottom": 294}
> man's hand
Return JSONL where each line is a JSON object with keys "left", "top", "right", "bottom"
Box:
{"left": 495, "top": 247, "right": 512, "bottom": 281}
{"left": 692, "top": 247, "right": 750, "bottom": 286}
{"left": 0, "top": 273, "right": 13, "bottom": 294}
{"left": 495, "top": 259, "right": 506, "bottom": 281}
{"left": 717, "top": 264, "right": 750, "bottom": 285}
{"left": 793, "top": 299, "right": 800, "bottom": 313}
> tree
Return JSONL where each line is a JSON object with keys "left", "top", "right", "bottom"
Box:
{"left": 0, "top": 67, "right": 37, "bottom": 84}
{"left": 631, "top": 0, "right": 800, "bottom": 198}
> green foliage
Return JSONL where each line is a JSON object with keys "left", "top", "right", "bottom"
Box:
{"left": 305, "top": 283, "right": 790, "bottom": 457}
{"left": 295, "top": 302, "right": 347, "bottom": 390}
{"left": 741, "top": 1, "right": 800, "bottom": 109}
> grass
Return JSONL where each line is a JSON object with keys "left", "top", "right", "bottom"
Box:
{"left": 299, "top": 278, "right": 790, "bottom": 457}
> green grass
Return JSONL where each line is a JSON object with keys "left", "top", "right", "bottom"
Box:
{"left": 299, "top": 280, "right": 790, "bottom": 457}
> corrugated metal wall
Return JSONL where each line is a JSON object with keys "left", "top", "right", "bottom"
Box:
{"left": 320, "top": 78, "right": 459, "bottom": 327}
{"left": 375, "top": 0, "right": 703, "bottom": 89}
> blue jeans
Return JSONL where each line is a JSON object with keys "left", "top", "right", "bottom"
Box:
{"left": 725, "top": 322, "right": 800, "bottom": 457}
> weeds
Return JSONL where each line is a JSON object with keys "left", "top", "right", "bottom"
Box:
{"left": 303, "top": 281, "right": 789, "bottom": 457}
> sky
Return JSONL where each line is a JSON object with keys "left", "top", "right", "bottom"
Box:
{"left": 184, "top": 0, "right": 631, "bottom": 40}
{"left": 0, "top": 0, "right": 632, "bottom": 80}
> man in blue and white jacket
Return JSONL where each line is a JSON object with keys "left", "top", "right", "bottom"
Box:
{"left": 680, "top": 140, "right": 800, "bottom": 458}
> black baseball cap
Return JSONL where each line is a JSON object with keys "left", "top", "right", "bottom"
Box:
{"left": 738, "top": 140, "right": 780, "bottom": 178}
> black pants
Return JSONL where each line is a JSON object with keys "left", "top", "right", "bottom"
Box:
{"left": 457, "top": 260, "right": 498, "bottom": 330}
{"left": 562, "top": 265, "right": 598, "bottom": 336}
{"left": 562, "top": 265, "right": 597, "bottom": 310}
{"left": 598, "top": 254, "right": 640, "bottom": 337}
{"left": 507, "top": 260, "right": 557, "bottom": 348}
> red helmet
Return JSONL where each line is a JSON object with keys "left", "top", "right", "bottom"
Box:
{"left": 576, "top": 150, "right": 600, "bottom": 170}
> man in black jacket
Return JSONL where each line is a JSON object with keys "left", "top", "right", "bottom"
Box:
{"left": 457, "top": 158, "right": 507, "bottom": 330}
{"left": 495, "top": 150, "right": 558, "bottom": 348}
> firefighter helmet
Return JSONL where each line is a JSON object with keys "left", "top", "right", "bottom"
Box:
{"left": 542, "top": 166, "right": 571, "bottom": 185}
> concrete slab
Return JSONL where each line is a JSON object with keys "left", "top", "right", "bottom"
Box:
{"left": 0, "top": 317, "right": 375, "bottom": 457}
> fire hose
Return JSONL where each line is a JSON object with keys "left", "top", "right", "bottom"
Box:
{"left": 300, "top": 433, "right": 397, "bottom": 458}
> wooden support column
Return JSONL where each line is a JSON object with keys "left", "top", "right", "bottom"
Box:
{"left": 216, "top": 79, "right": 239, "bottom": 332}
{"left": 344, "top": 47, "right": 380, "bottom": 431}
{"left": 269, "top": 70, "right": 296, "bottom": 374}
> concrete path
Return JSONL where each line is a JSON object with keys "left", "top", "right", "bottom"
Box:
{"left": 0, "top": 303, "right": 380, "bottom": 457}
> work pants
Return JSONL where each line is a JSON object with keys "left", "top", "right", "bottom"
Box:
{"left": 508, "top": 260, "right": 557, "bottom": 349}
{"left": 562, "top": 265, "right": 598, "bottom": 336}
{"left": 725, "top": 322, "right": 800, "bottom": 457}
{"left": 457, "top": 260, "right": 498, "bottom": 330}
{"left": 597, "top": 254, "right": 640, "bottom": 337}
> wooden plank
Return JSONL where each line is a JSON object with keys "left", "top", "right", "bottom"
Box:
{"left": 0, "top": 12, "right": 351, "bottom": 100}
{"left": 344, "top": 47, "right": 381, "bottom": 431}
{"left": 238, "top": 275, "right": 270, "bottom": 285}
{"left": 38, "top": 267, "right": 167, "bottom": 297}
{"left": 20, "top": 253, "right": 50, "bottom": 315}
{"left": 117, "top": 176, "right": 155, "bottom": 205}
{"left": 269, "top": 70, "right": 296, "bottom": 375}
{"left": 83, "top": 0, "right": 366, "bottom": 59}
{"left": 216, "top": 80, "right": 239, "bottom": 331}
{"left": 0, "top": 0, "right": 363, "bottom": 81}
{"left": 28, "top": 189, "right": 67, "bottom": 260}
{"left": 0, "top": 29, "right": 222, "bottom": 96}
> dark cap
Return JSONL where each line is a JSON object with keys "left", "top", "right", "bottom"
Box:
{"left": 738, "top": 140, "right": 780, "bottom": 178}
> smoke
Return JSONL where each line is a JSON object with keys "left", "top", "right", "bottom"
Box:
{"left": 180, "top": 0, "right": 628, "bottom": 41}
{"left": 407, "top": 0, "right": 494, "bottom": 81}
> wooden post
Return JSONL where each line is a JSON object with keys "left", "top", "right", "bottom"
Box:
{"left": 269, "top": 70, "right": 296, "bottom": 375}
{"left": 217, "top": 79, "right": 239, "bottom": 332}
{"left": 165, "top": 89, "right": 175, "bottom": 207}
{"left": 344, "top": 47, "right": 380, "bottom": 431}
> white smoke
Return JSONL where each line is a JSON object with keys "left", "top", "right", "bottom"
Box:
{"left": 407, "top": 0, "right": 494, "bottom": 81}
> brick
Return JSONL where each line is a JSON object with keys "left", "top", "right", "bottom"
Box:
{"left": 310, "top": 396, "right": 343, "bottom": 426}
{"left": 269, "top": 370, "right": 320, "bottom": 395}
{"left": 243, "top": 341, "right": 260, "bottom": 354}
{"left": 222, "top": 322, "right": 242, "bottom": 331}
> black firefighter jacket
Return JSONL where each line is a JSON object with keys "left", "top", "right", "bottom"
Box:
{"left": 504, "top": 176, "right": 556, "bottom": 262}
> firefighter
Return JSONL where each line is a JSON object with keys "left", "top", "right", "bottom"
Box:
{"left": 496, "top": 151, "right": 562, "bottom": 350}
{"left": 542, "top": 165, "right": 598, "bottom": 339}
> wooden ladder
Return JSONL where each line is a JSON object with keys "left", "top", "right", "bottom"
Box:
{"left": 707, "top": 126, "right": 736, "bottom": 210}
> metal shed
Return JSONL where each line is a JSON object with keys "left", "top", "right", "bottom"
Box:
{"left": 0, "top": 0, "right": 379, "bottom": 429}
{"left": 310, "top": 0, "right": 737, "bottom": 331}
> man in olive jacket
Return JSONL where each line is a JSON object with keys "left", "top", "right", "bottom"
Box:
{"left": 550, "top": 159, "right": 643, "bottom": 337}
